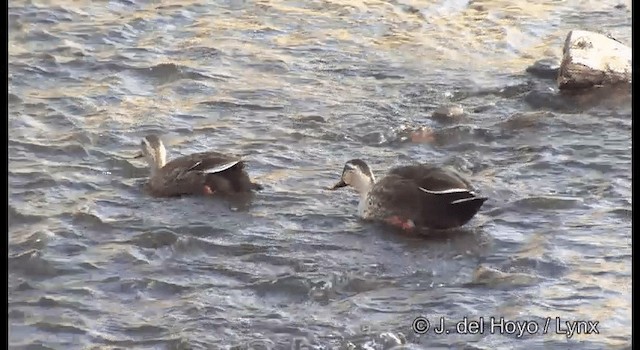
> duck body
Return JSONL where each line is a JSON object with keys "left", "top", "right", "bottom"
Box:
{"left": 147, "top": 151, "right": 262, "bottom": 198}
{"left": 363, "top": 164, "right": 487, "bottom": 230}
{"left": 331, "top": 160, "right": 487, "bottom": 231}
{"left": 135, "top": 135, "right": 262, "bottom": 198}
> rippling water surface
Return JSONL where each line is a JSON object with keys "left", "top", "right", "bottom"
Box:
{"left": 8, "top": 0, "right": 632, "bottom": 349}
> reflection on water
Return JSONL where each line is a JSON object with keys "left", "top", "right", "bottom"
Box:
{"left": 8, "top": 0, "right": 631, "bottom": 348}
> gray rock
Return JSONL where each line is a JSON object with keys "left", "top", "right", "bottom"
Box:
{"left": 472, "top": 104, "right": 494, "bottom": 113}
{"left": 432, "top": 105, "right": 464, "bottom": 122}
{"left": 558, "top": 30, "right": 631, "bottom": 90}
{"left": 472, "top": 264, "right": 540, "bottom": 288}
{"left": 526, "top": 58, "right": 560, "bottom": 79}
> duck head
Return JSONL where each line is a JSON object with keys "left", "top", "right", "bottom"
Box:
{"left": 133, "top": 134, "right": 167, "bottom": 172}
{"left": 330, "top": 159, "right": 376, "bottom": 195}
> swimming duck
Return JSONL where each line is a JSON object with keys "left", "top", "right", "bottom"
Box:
{"left": 329, "top": 159, "right": 488, "bottom": 231}
{"left": 133, "top": 134, "right": 262, "bottom": 198}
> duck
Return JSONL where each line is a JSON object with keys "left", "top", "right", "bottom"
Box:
{"left": 132, "top": 134, "right": 262, "bottom": 198}
{"left": 328, "top": 159, "right": 488, "bottom": 231}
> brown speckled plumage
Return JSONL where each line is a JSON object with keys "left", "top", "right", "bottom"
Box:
{"left": 331, "top": 160, "right": 488, "bottom": 230}
{"left": 136, "top": 135, "right": 262, "bottom": 198}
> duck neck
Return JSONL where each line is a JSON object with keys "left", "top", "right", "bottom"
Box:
{"left": 149, "top": 147, "right": 167, "bottom": 174}
{"left": 354, "top": 176, "right": 374, "bottom": 217}
{"left": 155, "top": 147, "right": 167, "bottom": 169}
{"left": 147, "top": 157, "right": 165, "bottom": 177}
{"left": 148, "top": 165, "right": 160, "bottom": 177}
{"left": 352, "top": 174, "right": 375, "bottom": 198}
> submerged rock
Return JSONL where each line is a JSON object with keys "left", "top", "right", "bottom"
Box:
{"left": 432, "top": 104, "right": 464, "bottom": 122}
{"left": 471, "top": 265, "right": 539, "bottom": 288}
{"left": 526, "top": 58, "right": 561, "bottom": 80}
{"left": 409, "top": 127, "right": 436, "bottom": 144}
{"left": 498, "top": 111, "right": 555, "bottom": 130}
{"left": 525, "top": 83, "right": 631, "bottom": 112}
{"left": 472, "top": 104, "right": 495, "bottom": 113}
{"left": 557, "top": 30, "right": 631, "bottom": 90}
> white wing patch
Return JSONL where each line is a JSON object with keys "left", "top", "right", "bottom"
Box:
{"left": 419, "top": 187, "right": 475, "bottom": 195}
{"left": 187, "top": 161, "right": 203, "bottom": 171}
{"left": 203, "top": 160, "right": 241, "bottom": 174}
{"left": 451, "top": 197, "right": 480, "bottom": 204}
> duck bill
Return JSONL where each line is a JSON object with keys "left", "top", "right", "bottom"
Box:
{"left": 329, "top": 179, "right": 347, "bottom": 190}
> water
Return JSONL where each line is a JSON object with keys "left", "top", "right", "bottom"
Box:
{"left": 8, "top": 0, "right": 631, "bottom": 349}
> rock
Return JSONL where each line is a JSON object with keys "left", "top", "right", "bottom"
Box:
{"left": 378, "top": 332, "right": 405, "bottom": 348}
{"left": 471, "top": 265, "right": 539, "bottom": 288}
{"left": 432, "top": 104, "right": 464, "bottom": 122}
{"left": 526, "top": 58, "right": 561, "bottom": 79}
{"left": 524, "top": 91, "right": 574, "bottom": 111}
{"left": 409, "top": 127, "right": 436, "bottom": 144}
{"left": 496, "top": 81, "right": 535, "bottom": 98}
{"left": 557, "top": 30, "right": 631, "bottom": 90}
{"left": 525, "top": 83, "right": 631, "bottom": 112}
{"left": 498, "top": 111, "right": 555, "bottom": 130}
{"left": 472, "top": 104, "right": 494, "bottom": 113}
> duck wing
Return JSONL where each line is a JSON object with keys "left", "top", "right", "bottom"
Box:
{"left": 367, "top": 174, "right": 429, "bottom": 221}
{"left": 388, "top": 164, "right": 478, "bottom": 202}
{"left": 161, "top": 152, "right": 261, "bottom": 194}
{"left": 387, "top": 164, "right": 472, "bottom": 191}
{"left": 163, "top": 152, "right": 243, "bottom": 175}
{"left": 383, "top": 164, "right": 487, "bottom": 229}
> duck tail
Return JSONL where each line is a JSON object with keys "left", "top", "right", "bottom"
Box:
{"left": 450, "top": 196, "right": 488, "bottom": 223}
